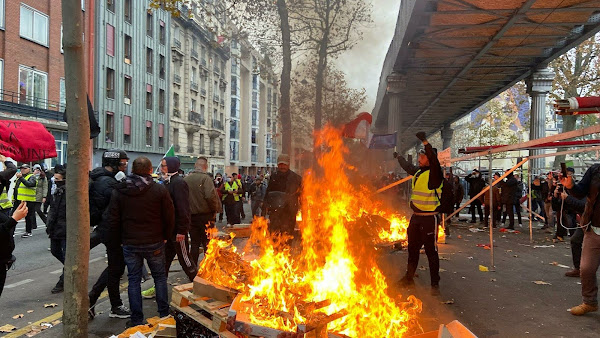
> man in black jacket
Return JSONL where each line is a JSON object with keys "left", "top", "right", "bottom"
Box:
{"left": 0, "top": 201, "right": 27, "bottom": 297}
{"left": 46, "top": 170, "right": 67, "bottom": 294}
{"left": 88, "top": 149, "right": 131, "bottom": 320}
{"left": 107, "top": 156, "right": 175, "bottom": 327}
{"left": 395, "top": 132, "right": 443, "bottom": 296}
{"left": 465, "top": 169, "right": 485, "bottom": 223}
{"left": 500, "top": 172, "right": 518, "bottom": 230}
{"left": 265, "top": 154, "right": 302, "bottom": 236}
{"left": 142, "top": 157, "right": 196, "bottom": 299}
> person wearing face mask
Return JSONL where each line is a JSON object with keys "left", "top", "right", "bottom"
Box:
{"left": 214, "top": 173, "right": 224, "bottom": 222}
{"left": 46, "top": 170, "right": 67, "bottom": 294}
{"left": 465, "top": 169, "right": 486, "bottom": 224}
{"left": 32, "top": 164, "right": 48, "bottom": 225}
{"left": 221, "top": 175, "right": 241, "bottom": 226}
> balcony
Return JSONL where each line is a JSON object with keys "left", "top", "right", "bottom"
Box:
{"left": 213, "top": 65, "right": 220, "bottom": 74}
{"left": 211, "top": 120, "right": 223, "bottom": 130}
{"left": 220, "top": 98, "right": 225, "bottom": 106}
{"left": 219, "top": 150, "right": 224, "bottom": 156}
{"left": 251, "top": 154, "right": 258, "bottom": 163}
{"left": 210, "top": 149, "right": 216, "bottom": 156}
{"left": 200, "top": 88, "right": 207, "bottom": 97}
{"left": 191, "top": 82, "right": 199, "bottom": 92}
{"left": 191, "top": 49, "right": 199, "bottom": 60}
{"left": 213, "top": 94, "right": 220, "bottom": 102}
{"left": 188, "top": 111, "right": 205, "bottom": 125}
{"left": 187, "top": 146, "right": 194, "bottom": 153}
{"left": 174, "top": 74, "right": 181, "bottom": 84}
{"left": 201, "top": 58, "right": 207, "bottom": 68}
{"left": 0, "top": 89, "right": 65, "bottom": 122}
{"left": 173, "top": 38, "right": 182, "bottom": 50}
{"left": 173, "top": 108, "right": 181, "bottom": 118}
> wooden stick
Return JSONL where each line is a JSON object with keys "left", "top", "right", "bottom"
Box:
{"left": 376, "top": 175, "right": 413, "bottom": 193}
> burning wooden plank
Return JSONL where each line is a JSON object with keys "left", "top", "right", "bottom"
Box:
{"left": 193, "top": 276, "right": 238, "bottom": 303}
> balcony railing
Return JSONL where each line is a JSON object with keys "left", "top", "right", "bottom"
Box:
{"left": 219, "top": 150, "right": 224, "bottom": 156}
{"left": 201, "top": 58, "right": 207, "bottom": 68}
{"left": 213, "top": 94, "right": 220, "bottom": 102}
{"left": 173, "top": 108, "right": 181, "bottom": 117}
{"left": 220, "top": 98, "right": 225, "bottom": 106}
{"left": 187, "top": 146, "right": 194, "bottom": 153}
{"left": 191, "top": 82, "right": 199, "bottom": 92}
{"left": 174, "top": 74, "right": 181, "bottom": 84}
{"left": 0, "top": 89, "right": 65, "bottom": 121}
{"left": 191, "top": 49, "right": 199, "bottom": 59}
{"left": 200, "top": 88, "right": 207, "bottom": 97}
{"left": 213, "top": 65, "right": 220, "bottom": 74}
{"left": 251, "top": 154, "right": 258, "bottom": 162}
{"left": 211, "top": 120, "right": 223, "bottom": 130}
{"left": 188, "top": 111, "right": 205, "bottom": 125}
{"left": 174, "top": 38, "right": 181, "bottom": 49}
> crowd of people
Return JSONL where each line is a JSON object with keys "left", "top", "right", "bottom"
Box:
{"left": 0, "top": 150, "right": 302, "bottom": 328}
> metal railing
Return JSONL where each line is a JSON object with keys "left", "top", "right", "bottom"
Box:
{"left": 191, "top": 82, "right": 199, "bottom": 91}
{"left": 173, "top": 108, "right": 181, "bottom": 117}
{"left": 211, "top": 120, "right": 223, "bottom": 130}
{"left": 0, "top": 89, "right": 65, "bottom": 121}
{"left": 199, "top": 148, "right": 205, "bottom": 154}
{"left": 191, "top": 49, "right": 199, "bottom": 59}
{"left": 213, "top": 94, "right": 220, "bottom": 102}
{"left": 188, "top": 111, "right": 205, "bottom": 125}
{"left": 210, "top": 149, "right": 216, "bottom": 156}
{"left": 201, "top": 58, "right": 207, "bottom": 67}
{"left": 200, "top": 88, "right": 207, "bottom": 96}
{"left": 174, "top": 39, "right": 182, "bottom": 49}
{"left": 220, "top": 98, "right": 224, "bottom": 106}
{"left": 174, "top": 74, "right": 181, "bottom": 84}
{"left": 174, "top": 144, "right": 181, "bottom": 152}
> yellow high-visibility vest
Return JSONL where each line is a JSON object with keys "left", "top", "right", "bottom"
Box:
{"left": 17, "top": 174, "right": 37, "bottom": 202}
{"left": 222, "top": 181, "right": 240, "bottom": 202}
{"left": 0, "top": 190, "right": 12, "bottom": 209}
{"left": 411, "top": 169, "right": 442, "bottom": 212}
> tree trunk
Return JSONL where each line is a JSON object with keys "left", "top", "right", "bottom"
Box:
{"left": 277, "top": 0, "right": 292, "bottom": 156}
{"left": 61, "top": 0, "right": 91, "bottom": 336}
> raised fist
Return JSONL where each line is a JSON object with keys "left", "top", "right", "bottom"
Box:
{"left": 393, "top": 152, "right": 399, "bottom": 158}
{"left": 416, "top": 131, "right": 427, "bottom": 141}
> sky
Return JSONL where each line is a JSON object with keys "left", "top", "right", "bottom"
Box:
{"left": 334, "top": 0, "right": 401, "bottom": 114}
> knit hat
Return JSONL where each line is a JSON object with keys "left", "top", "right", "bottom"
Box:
{"left": 163, "top": 157, "right": 180, "bottom": 174}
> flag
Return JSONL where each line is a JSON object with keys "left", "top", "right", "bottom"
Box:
{"left": 155, "top": 144, "right": 175, "bottom": 174}
{"left": 342, "top": 112, "right": 372, "bottom": 139}
{"left": 63, "top": 95, "right": 101, "bottom": 139}
{"left": 368, "top": 132, "right": 397, "bottom": 149}
{"left": 0, "top": 121, "right": 57, "bottom": 162}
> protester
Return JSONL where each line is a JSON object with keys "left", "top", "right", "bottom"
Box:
{"left": 544, "top": 172, "right": 557, "bottom": 232}
{"left": 33, "top": 164, "right": 48, "bottom": 225}
{"left": 499, "top": 172, "right": 518, "bottom": 230}
{"left": 452, "top": 175, "right": 464, "bottom": 215}
{"left": 395, "top": 132, "right": 443, "bottom": 296}
{"left": 249, "top": 175, "right": 267, "bottom": 217}
{"left": 513, "top": 174, "right": 524, "bottom": 227}
{"left": 484, "top": 172, "right": 501, "bottom": 228}
{"left": 221, "top": 175, "right": 241, "bottom": 226}
{"left": 107, "top": 156, "right": 175, "bottom": 327}
{"left": 185, "top": 157, "right": 220, "bottom": 267}
{"left": 443, "top": 172, "right": 454, "bottom": 237}
{"left": 13, "top": 164, "right": 38, "bottom": 238}
{"left": 142, "top": 157, "right": 197, "bottom": 300}
{"left": 46, "top": 170, "right": 66, "bottom": 294}
{"left": 232, "top": 173, "right": 245, "bottom": 220}
{"left": 465, "top": 169, "right": 485, "bottom": 224}
{"left": 264, "top": 154, "right": 302, "bottom": 236}
{"left": 531, "top": 176, "right": 547, "bottom": 223}
{"left": 214, "top": 173, "right": 224, "bottom": 222}
{"left": 88, "top": 149, "right": 131, "bottom": 320}
{"left": 558, "top": 187, "right": 585, "bottom": 277}
{"left": 0, "top": 155, "right": 17, "bottom": 216}
{"left": 0, "top": 201, "right": 28, "bottom": 297}
{"left": 43, "top": 164, "right": 55, "bottom": 214}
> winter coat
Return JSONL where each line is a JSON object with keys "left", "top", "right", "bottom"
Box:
{"left": 249, "top": 181, "right": 267, "bottom": 202}
{"left": 46, "top": 185, "right": 66, "bottom": 240}
{"left": 0, "top": 212, "right": 17, "bottom": 264}
{"left": 484, "top": 185, "right": 501, "bottom": 208}
{"left": 89, "top": 167, "right": 119, "bottom": 228}
{"left": 107, "top": 174, "right": 175, "bottom": 246}
{"left": 164, "top": 173, "right": 191, "bottom": 237}
{"left": 500, "top": 176, "right": 518, "bottom": 205}
{"left": 465, "top": 174, "right": 486, "bottom": 200}
{"left": 0, "top": 161, "right": 16, "bottom": 208}
{"left": 452, "top": 179, "right": 464, "bottom": 204}
{"left": 185, "top": 170, "right": 220, "bottom": 215}
{"left": 568, "top": 164, "right": 600, "bottom": 227}
{"left": 35, "top": 176, "right": 48, "bottom": 202}
{"left": 265, "top": 169, "right": 302, "bottom": 214}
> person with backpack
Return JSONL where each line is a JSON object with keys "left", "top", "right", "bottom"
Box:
{"left": 394, "top": 132, "right": 443, "bottom": 296}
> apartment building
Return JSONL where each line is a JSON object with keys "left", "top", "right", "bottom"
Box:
{"left": 169, "top": 1, "right": 229, "bottom": 174}
{"left": 227, "top": 37, "right": 279, "bottom": 176}
{"left": 92, "top": 0, "right": 171, "bottom": 167}
{"left": 0, "top": 0, "right": 93, "bottom": 167}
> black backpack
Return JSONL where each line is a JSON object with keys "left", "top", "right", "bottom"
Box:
{"left": 435, "top": 180, "right": 455, "bottom": 214}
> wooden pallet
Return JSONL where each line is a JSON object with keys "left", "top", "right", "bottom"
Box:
{"left": 170, "top": 283, "right": 237, "bottom": 338}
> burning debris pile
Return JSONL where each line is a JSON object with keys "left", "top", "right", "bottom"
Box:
{"left": 198, "top": 127, "right": 423, "bottom": 337}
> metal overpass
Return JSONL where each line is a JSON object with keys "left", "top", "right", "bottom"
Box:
{"left": 372, "top": 0, "right": 600, "bottom": 153}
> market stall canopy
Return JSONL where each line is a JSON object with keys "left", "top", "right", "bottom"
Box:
{"left": 372, "top": 0, "right": 600, "bottom": 152}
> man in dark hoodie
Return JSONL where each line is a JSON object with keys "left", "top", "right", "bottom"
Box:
{"left": 142, "top": 157, "right": 196, "bottom": 299}
{"left": 500, "top": 172, "right": 519, "bottom": 230}
{"left": 46, "top": 170, "right": 67, "bottom": 294}
{"left": 465, "top": 169, "right": 486, "bottom": 224}
{"left": 88, "top": 149, "right": 131, "bottom": 320}
{"left": 395, "top": 132, "right": 443, "bottom": 296}
{"left": 0, "top": 201, "right": 27, "bottom": 297}
{"left": 107, "top": 156, "right": 175, "bottom": 327}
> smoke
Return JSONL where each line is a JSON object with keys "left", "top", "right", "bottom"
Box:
{"left": 334, "top": 0, "right": 401, "bottom": 114}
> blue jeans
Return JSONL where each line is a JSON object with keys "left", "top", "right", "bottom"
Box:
{"left": 123, "top": 242, "right": 169, "bottom": 325}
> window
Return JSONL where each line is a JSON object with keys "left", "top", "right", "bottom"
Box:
{"left": 106, "top": 24, "right": 115, "bottom": 56}
{"left": 146, "top": 84, "right": 153, "bottom": 110}
{"left": 106, "top": 68, "right": 115, "bottom": 98}
{"left": 124, "top": 0, "right": 132, "bottom": 23}
{"left": 159, "top": 89, "right": 165, "bottom": 114}
{"left": 105, "top": 112, "right": 114, "bottom": 143}
{"left": 252, "top": 129, "right": 257, "bottom": 144}
{"left": 124, "top": 75, "right": 132, "bottom": 103}
{"left": 145, "top": 121, "right": 153, "bottom": 146}
{"left": 60, "top": 25, "right": 63, "bottom": 53}
{"left": 106, "top": 0, "right": 115, "bottom": 12}
{"left": 59, "top": 78, "right": 66, "bottom": 112}
{"left": 19, "top": 66, "right": 47, "bottom": 108}
{"left": 158, "top": 123, "right": 165, "bottom": 148}
{"left": 173, "top": 92, "right": 179, "bottom": 109}
{"left": 20, "top": 5, "right": 49, "bottom": 46}
{"left": 173, "top": 128, "right": 179, "bottom": 146}
{"left": 146, "top": 12, "right": 153, "bottom": 37}
{"left": 146, "top": 48, "right": 153, "bottom": 73}
{"left": 187, "top": 132, "right": 194, "bottom": 153}
{"left": 209, "top": 138, "right": 215, "bottom": 154}
{"left": 123, "top": 115, "right": 131, "bottom": 144}
{"left": 159, "top": 55, "right": 165, "bottom": 79}
{"left": 0, "top": 0, "right": 5, "bottom": 29}
{"left": 159, "top": 20, "right": 165, "bottom": 45}
{"left": 191, "top": 67, "right": 196, "bottom": 84}
{"left": 124, "top": 35, "right": 132, "bottom": 63}
{"left": 200, "top": 134, "right": 205, "bottom": 151}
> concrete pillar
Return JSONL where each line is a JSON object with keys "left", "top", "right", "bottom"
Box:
{"left": 526, "top": 67, "right": 555, "bottom": 175}
{"left": 441, "top": 124, "right": 454, "bottom": 150}
{"left": 386, "top": 71, "right": 406, "bottom": 152}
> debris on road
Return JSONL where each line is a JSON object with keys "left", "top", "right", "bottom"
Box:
{"left": 12, "top": 314, "right": 24, "bottom": 319}
{"left": 0, "top": 324, "right": 17, "bottom": 333}
{"left": 533, "top": 281, "right": 552, "bottom": 285}
{"left": 550, "top": 262, "right": 570, "bottom": 269}
{"left": 43, "top": 303, "right": 58, "bottom": 308}
{"left": 479, "top": 265, "right": 489, "bottom": 272}
{"left": 533, "top": 245, "right": 555, "bottom": 248}
{"left": 441, "top": 299, "right": 455, "bottom": 304}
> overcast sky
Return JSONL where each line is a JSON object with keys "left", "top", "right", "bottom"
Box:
{"left": 334, "top": 0, "right": 401, "bottom": 114}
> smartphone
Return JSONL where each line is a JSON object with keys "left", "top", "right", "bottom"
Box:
{"left": 560, "top": 162, "right": 568, "bottom": 177}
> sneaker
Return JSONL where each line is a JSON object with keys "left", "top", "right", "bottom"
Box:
{"left": 565, "top": 269, "right": 580, "bottom": 277}
{"left": 142, "top": 286, "right": 156, "bottom": 299}
{"left": 21, "top": 233, "right": 32, "bottom": 238}
{"left": 430, "top": 285, "right": 441, "bottom": 296}
{"left": 88, "top": 305, "right": 96, "bottom": 320}
{"left": 109, "top": 305, "right": 131, "bottom": 319}
{"left": 51, "top": 284, "right": 64, "bottom": 294}
{"left": 125, "top": 320, "right": 140, "bottom": 328}
{"left": 518, "top": 223, "right": 523, "bottom": 228}
{"left": 398, "top": 275, "right": 415, "bottom": 288}
{"left": 569, "top": 303, "right": 598, "bottom": 316}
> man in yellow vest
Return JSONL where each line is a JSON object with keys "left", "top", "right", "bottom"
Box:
{"left": 220, "top": 175, "right": 241, "bottom": 226}
{"left": 0, "top": 155, "right": 17, "bottom": 217}
{"left": 394, "top": 132, "right": 443, "bottom": 296}
{"left": 13, "top": 164, "right": 38, "bottom": 238}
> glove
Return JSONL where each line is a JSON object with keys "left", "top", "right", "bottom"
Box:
{"left": 393, "top": 152, "right": 398, "bottom": 158}
{"left": 416, "top": 132, "right": 427, "bottom": 141}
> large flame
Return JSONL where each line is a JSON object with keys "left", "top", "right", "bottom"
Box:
{"left": 199, "top": 126, "right": 423, "bottom": 337}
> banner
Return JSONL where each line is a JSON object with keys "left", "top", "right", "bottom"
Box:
{"left": 0, "top": 121, "right": 57, "bottom": 162}
{"left": 368, "top": 132, "right": 397, "bottom": 149}
{"left": 342, "top": 112, "right": 372, "bottom": 139}
{"left": 437, "top": 147, "right": 451, "bottom": 166}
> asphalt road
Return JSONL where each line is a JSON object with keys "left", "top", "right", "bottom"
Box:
{"left": 2, "top": 207, "right": 599, "bottom": 337}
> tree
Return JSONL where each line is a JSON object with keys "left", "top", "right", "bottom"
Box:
{"left": 61, "top": 0, "right": 91, "bottom": 336}
{"left": 550, "top": 33, "right": 600, "bottom": 167}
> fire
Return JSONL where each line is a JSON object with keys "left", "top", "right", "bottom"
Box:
{"left": 377, "top": 215, "right": 410, "bottom": 243}
{"left": 199, "top": 126, "right": 423, "bottom": 337}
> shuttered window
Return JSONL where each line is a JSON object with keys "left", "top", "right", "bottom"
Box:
{"left": 106, "top": 24, "right": 115, "bottom": 56}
